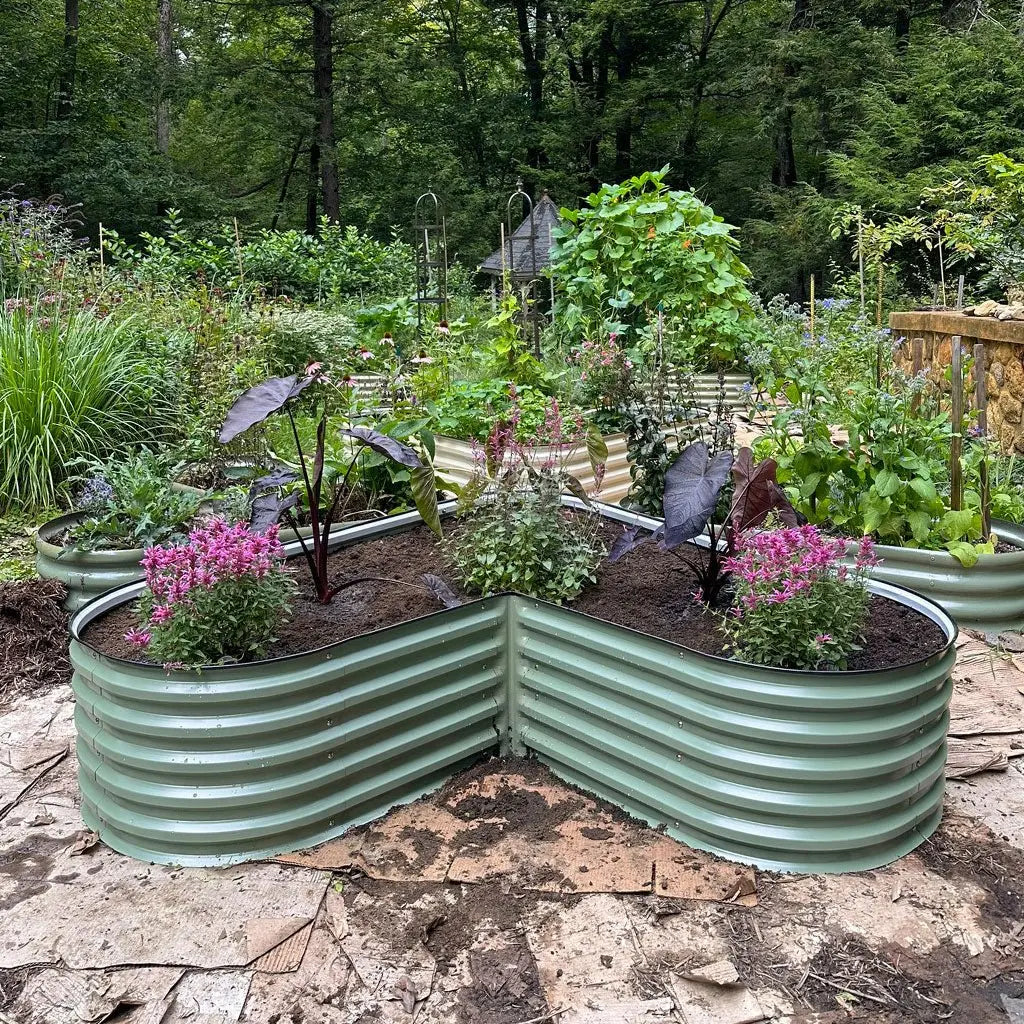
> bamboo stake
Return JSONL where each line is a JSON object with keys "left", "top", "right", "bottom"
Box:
{"left": 875, "top": 264, "right": 884, "bottom": 387}
{"left": 975, "top": 342, "right": 991, "bottom": 538}
{"left": 98, "top": 222, "right": 105, "bottom": 284}
{"left": 858, "top": 213, "right": 866, "bottom": 317}
{"left": 911, "top": 337, "right": 924, "bottom": 415}
{"left": 809, "top": 274, "right": 815, "bottom": 339}
{"left": 233, "top": 217, "right": 245, "bottom": 285}
{"left": 950, "top": 336, "right": 963, "bottom": 512}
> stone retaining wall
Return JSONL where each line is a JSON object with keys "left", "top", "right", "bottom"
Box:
{"left": 889, "top": 310, "right": 1024, "bottom": 453}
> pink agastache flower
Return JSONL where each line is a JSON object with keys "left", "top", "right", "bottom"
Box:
{"left": 125, "top": 628, "right": 152, "bottom": 649}
{"left": 128, "top": 520, "right": 285, "bottom": 646}
{"left": 723, "top": 524, "right": 856, "bottom": 618}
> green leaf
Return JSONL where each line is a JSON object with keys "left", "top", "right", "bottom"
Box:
{"left": 874, "top": 468, "right": 901, "bottom": 497}
{"left": 907, "top": 510, "right": 932, "bottom": 543}
{"left": 937, "top": 508, "right": 978, "bottom": 542}
{"left": 410, "top": 464, "right": 441, "bottom": 537}
{"left": 945, "top": 541, "right": 982, "bottom": 567}
{"left": 908, "top": 476, "right": 937, "bottom": 502}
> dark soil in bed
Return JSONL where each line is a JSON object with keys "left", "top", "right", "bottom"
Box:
{"left": 84, "top": 515, "right": 949, "bottom": 670}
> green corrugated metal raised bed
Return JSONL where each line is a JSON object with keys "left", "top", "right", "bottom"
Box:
{"left": 70, "top": 503, "right": 956, "bottom": 873}
{"left": 845, "top": 520, "right": 1024, "bottom": 635}
{"left": 36, "top": 513, "right": 151, "bottom": 612}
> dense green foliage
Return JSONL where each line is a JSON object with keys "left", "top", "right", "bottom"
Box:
{"left": 69, "top": 449, "right": 206, "bottom": 551}
{"left": 550, "top": 170, "right": 753, "bottom": 366}
{"left": 3, "top": 1, "right": 1024, "bottom": 297}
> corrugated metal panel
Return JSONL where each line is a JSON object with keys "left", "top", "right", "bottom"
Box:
{"left": 434, "top": 433, "right": 634, "bottom": 504}
{"left": 510, "top": 589, "right": 955, "bottom": 873}
{"left": 72, "top": 601, "right": 505, "bottom": 865}
{"left": 849, "top": 520, "right": 1024, "bottom": 634}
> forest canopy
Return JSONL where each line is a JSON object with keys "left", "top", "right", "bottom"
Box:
{"left": 2, "top": 0, "right": 1023, "bottom": 296}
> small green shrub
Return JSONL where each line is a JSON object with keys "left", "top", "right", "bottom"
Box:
{"left": 447, "top": 397, "right": 606, "bottom": 603}
{"left": 0, "top": 303, "right": 170, "bottom": 511}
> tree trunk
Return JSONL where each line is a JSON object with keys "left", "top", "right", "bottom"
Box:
{"left": 56, "top": 0, "right": 79, "bottom": 120}
{"left": 895, "top": 4, "right": 911, "bottom": 51}
{"left": 771, "top": 0, "right": 808, "bottom": 188}
{"left": 273, "top": 135, "right": 305, "bottom": 230}
{"left": 312, "top": 2, "right": 340, "bottom": 222}
{"left": 613, "top": 24, "right": 632, "bottom": 179}
{"left": 306, "top": 140, "right": 321, "bottom": 235}
{"left": 156, "top": 0, "right": 173, "bottom": 155}
{"left": 513, "top": 0, "right": 548, "bottom": 174}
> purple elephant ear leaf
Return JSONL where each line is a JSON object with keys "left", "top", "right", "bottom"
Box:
{"left": 339, "top": 426, "right": 422, "bottom": 469}
{"left": 662, "top": 442, "right": 733, "bottom": 548}
{"left": 608, "top": 524, "right": 662, "bottom": 563}
{"left": 422, "top": 573, "right": 461, "bottom": 608}
{"left": 730, "top": 446, "right": 799, "bottom": 533}
{"left": 219, "top": 375, "right": 314, "bottom": 444}
{"left": 250, "top": 492, "right": 298, "bottom": 534}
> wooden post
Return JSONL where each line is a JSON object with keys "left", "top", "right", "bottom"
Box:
{"left": 875, "top": 265, "right": 884, "bottom": 387}
{"left": 910, "top": 337, "right": 924, "bottom": 415}
{"left": 975, "top": 342, "right": 991, "bottom": 538}
{"left": 233, "top": 217, "right": 245, "bottom": 285}
{"left": 950, "top": 336, "right": 963, "bottom": 512}
{"left": 858, "top": 212, "right": 866, "bottom": 317}
{"left": 956, "top": 274, "right": 965, "bottom": 309}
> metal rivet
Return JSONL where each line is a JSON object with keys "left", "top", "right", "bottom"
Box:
{"left": 327, "top": 752, "right": 334, "bottom": 760}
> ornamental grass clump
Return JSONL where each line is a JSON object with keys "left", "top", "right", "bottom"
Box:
{"left": 723, "top": 526, "right": 879, "bottom": 670}
{"left": 126, "top": 519, "right": 295, "bottom": 669}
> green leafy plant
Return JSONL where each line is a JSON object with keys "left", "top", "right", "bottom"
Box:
{"left": 549, "top": 168, "right": 754, "bottom": 368}
{"left": 760, "top": 373, "right": 994, "bottom": 565}
{"left": 0, "top": 302, "right": 170, "bottom": 511}
{"left": 448, "top": 396, "right": 606, "bottom": 602}
{"left": 69, "top": 449, "right": 206, "bottom": 551}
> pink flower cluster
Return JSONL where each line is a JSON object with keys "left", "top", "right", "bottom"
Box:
{"left": 723, "top": 524, "right": 877, "bottom": 613}
{"left": 475, "top": 384, "right": 590, "bottom": 479}
{"left": 572, "top": 334, "right": 633, "bottom": 384}
{"left": 126, "top": 519, "right": 285, "bottom": 649}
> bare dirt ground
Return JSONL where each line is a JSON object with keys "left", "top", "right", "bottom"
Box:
{"left": 2, "top": 584, "right": 1023, "bottom": 1024}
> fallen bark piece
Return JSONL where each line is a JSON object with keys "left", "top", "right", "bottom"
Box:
{"left": 669, "top": 973, "right": 767, "bottom": 1024}
{"left": 946, "top": 738, "right": 1009, "bottom": 779}
{"left": 677, "top": 960, "right": 740, "bottom": 985}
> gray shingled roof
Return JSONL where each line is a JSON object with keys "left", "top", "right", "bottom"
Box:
{"left": 479, "top": 192, "right": 561, "bottom": 280}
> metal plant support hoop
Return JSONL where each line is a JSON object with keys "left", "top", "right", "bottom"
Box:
{"left": 413, "top": 189, "right": 448, "bottom": 333}
{"left": 69, "top": 502, "right": 956, "bottom": 873}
